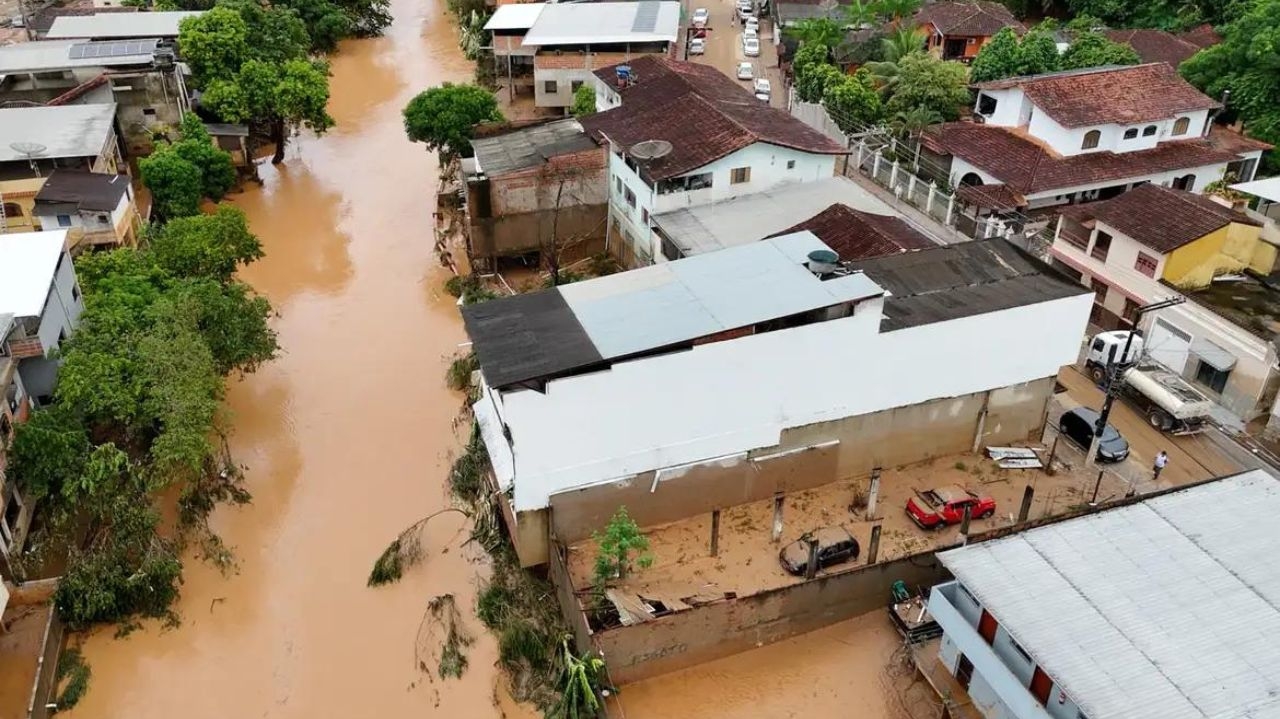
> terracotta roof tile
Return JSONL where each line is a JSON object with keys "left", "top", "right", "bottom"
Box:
{"left": 766, "top": 203, "right": 935, "bottom": 259}
{"left": 956, "top": 182, "right": 1025, "bottom": 209}
{"left": 1058, "top": 183, "right": 1261, "bottom": 253}
{"left": 1104, "top": 29, "right": 1201, "bottom": 68}
{"left": 1179, "top": 23, "right": 1221, "bottom": 49}
{"left": 915, "top": 1, "right": 1023, "bottom": 37}
{"left": 582, "top": 56, "right": 847, "bottom": 181}
{"left": 973, "top": 63, "right": 1219, "bottom": 128}
{"left": 923, "top": 122, "right": 1270, "bottom": 195}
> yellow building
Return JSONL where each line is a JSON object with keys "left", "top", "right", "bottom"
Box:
{"left": 0, "top": 177, "right": 49, "bottom": 235}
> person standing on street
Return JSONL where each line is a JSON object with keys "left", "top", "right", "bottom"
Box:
{"left": 1153, "top": 450, "right": 1169, "bottom": 481}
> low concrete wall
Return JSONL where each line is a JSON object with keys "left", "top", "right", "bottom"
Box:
{"left": 548, "top": 538, "right": 593, "bottom": 654}
{"left": 548, "top": 378, "right": 1054, "bottom": 545}
{"left": 594, "top": 548, "right": 950, "bottom": 685}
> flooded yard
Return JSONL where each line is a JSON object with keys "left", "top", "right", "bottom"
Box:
{"left": 62, "top": 0, "right": 517, "bottom": 716}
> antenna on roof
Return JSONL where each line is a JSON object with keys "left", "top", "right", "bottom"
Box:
{"left": 10, "top": 142, "right": 48, "bottom": 178}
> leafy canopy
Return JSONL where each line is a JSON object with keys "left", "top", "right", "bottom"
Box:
{"left": 591, "top": 507, "right": 653, "bottom": 583}
{"left": 824, "top": 70, "right": 883, "bottom": 132}
{"left": 884, "top": 53, "right": 970, "bottom": 121}
{"left": 570, "top": 84, "right": 595, "bottom": 118}
{"left": 139, "top": 113, "right": 237, "bottom": 220}
{"left": 402, "top": 83, "right": 504, "bottom": 160}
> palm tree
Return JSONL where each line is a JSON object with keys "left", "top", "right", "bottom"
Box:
{"left": 843, "top": 0, "right": 877, "bottom": 28}
{"left": 784, "top": 17, "right": 846, "bottom": 50}
{"left": 873, "top": 0, "right": 922, "bottom": 24}
{"left": 890, "top": 107, "right": 942, "bottom": 139}
{"left": 862, "top": 27, "right": 925, "bottom": 95}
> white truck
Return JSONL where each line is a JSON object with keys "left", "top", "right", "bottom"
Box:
{"left": 1085, "top": 330, "right": 1215, "bottom": 435}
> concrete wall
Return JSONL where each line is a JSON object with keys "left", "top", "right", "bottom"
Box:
{"left": 547, "top": 377, "right": 1054, "bottom": 545}
{"left": 593, "top": 544, "right": 952, "bottom": 684}
{"left": 1164, "top": 221, "right": 1262, "bottom": 290}
{"left": 109, "top": 72, "right": 186, "bottom": 155}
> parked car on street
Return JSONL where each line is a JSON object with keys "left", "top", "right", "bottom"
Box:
{"left": 689, "top": 37, "right": 706, "bottom": 55}
{"left": 779, "top": 526, "right": 860, "bottom": 576}
{"left": 906, "top": 485, "right": 996, "bottom": 529}
{"left": 692, "top": 7, "right": 709, "bottom": 27}
{"left": 1058, "top": 406, "right": 1130, "bottom": 462}
{"left": 743, "top": 25, "right": 758, "bottom": 40}
{"left": 736, "top": 61, "right": 754, "bottom": 80}
{"left": 742, "top": 35, "right": 759, "bottom": 56}
{"left": 738, "top": 5, "right": 755, "bottom": 21}
{"left": 753, "top": 78, "right": 770, "bottom": 100}
{"left": 745, "top": 15, "right": 759, "bottom": 28}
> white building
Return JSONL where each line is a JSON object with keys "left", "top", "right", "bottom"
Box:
{"left": 485, "top": 1, "right": 680, "bottom": 110}
{"left": 0, "top": 230, "right": 84, "bottom": 404}
{"left": 45, "top": 11, "right": 202, "bottom": 40}
{"left": 927, "top": 469, "right": 1280, "bottom": 719}
{"left": 922, "top": 64, "right": 1269, "bottom": 210}
{"left": 462, "top": 235, "right": 1092, "bottom": 565}
{"left": 583, "top": 55, "right": 848, "bottom": 266}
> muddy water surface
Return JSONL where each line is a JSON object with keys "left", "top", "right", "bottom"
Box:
{"left": 65, "top": 1, "right": 516, "bottom": 716}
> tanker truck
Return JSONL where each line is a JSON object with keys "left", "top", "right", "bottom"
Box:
{"left": 1085, "top": 330, "right": 1215, "bottom": 435}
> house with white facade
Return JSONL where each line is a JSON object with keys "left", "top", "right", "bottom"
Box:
{"left": 1048, "top": 183, "right": 1280, "bottom": 426}
{"left": 583, "top": 56, "right": 848, "bottom": 266}
{"left": 926, "top": 469, "right": 1280, "bottom": 719}
{"left": 921, "top": 63, "right": 1270, "bottom": 211}
{"left": 461, "top": 235, "right": 1092, "bottom": 566}
{"left": 0, "top": 230, "right": 84, "bottom": 405}
{"left": 34, "top": 170, "right": 140, "bottom": 249}
{"left": 489, "top": 1, "right": 680, "bottom": 110}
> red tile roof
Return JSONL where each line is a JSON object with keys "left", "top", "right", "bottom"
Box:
{"left": 956, "top": 182, "right": 1025, "bottom": 209}
{"left": 1057, "top": 183, "right": 1261, "bottom": 253}
{"left": 582, "top": 56, "right": 847, "bottom": 181}
{"left": 1179, "top": 23, "right": 1222, "bottom": 49}
{"left": 923, "top": 122, "right": 1270, "bottom": 195}
{"left": 766, "top": 203, "right": 936, "bottom": 259}
{"left": 1104, "top": 29, "right": 1203, "bottom": 68}
{"left": 973, "top": 63, "right": 1219, "bottom": 128}
{"left": 915, "top": 1, "right": 1024, "bottom": 37}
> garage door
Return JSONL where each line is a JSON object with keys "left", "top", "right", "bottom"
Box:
{"left": 1148, "top": 318, "right": 1191, "bottom": 374}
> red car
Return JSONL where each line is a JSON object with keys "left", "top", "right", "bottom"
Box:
{"left": 906, "top": 485, "right": 996, "bottom": 529}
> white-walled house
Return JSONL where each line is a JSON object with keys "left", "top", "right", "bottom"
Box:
{"left": 0, "top": 231, "right": 84, "bottom": 405}
{"left": 460, "top": 235, "right": 1091, "bottom": 565}
{"left": 928, "top": 470, "right": 1280, "bottom": 719}
{"left": 583, "top": 56, "right": 847, "bottom": 266}
{"left": 921, "top": 64, "right": 1270, "bottom": 210}
{"left": 33, "top": 170, "right": 139, "bottom": 249}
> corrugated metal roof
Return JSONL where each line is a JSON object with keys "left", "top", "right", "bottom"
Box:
{"left": 471, "top": 119, "right": 596, "bottom": 177}
{"left": 0, "top": 231, "right": 68, "bottom": 318}
{"left": 940, "top": 470, "right": 1280, "bottom": 719}
{"left": 521, "top": 1, "right": 680, "bottom": 46}
{"left": 483, "top": 3, "right": 545, "bottom": 31}
{"left": 653, "top": 177, "right": 907, "bottom": 257}
{"left": 46, "top": 10, "right": 201, "bottom": 39}
{"left": 0, "top": 104, "right": 117, "bottom": 162}
{"left": 0, "top": 40, "right": 153, "bottom": 73}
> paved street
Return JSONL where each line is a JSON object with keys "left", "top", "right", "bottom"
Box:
{"left": 684, "top": 0, "right": 784, "bottom": 108}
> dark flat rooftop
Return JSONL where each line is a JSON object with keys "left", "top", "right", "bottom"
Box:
{"left": 33, "top": 169, "right": 129, "bottom": 212}
{"left": 461, "top": 290, "right": 602, "bottom": 389}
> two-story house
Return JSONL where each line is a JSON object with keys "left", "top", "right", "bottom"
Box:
{"left": 1049, "top": 182, "right": 1280, "bottom": 425}
{"left": 33, "top": 170, "right": 140, "bottom": 249}
{"left": 0, "top": 230, "right": 83, "bottom": 566}
{"left": 925, "top": 469, "right": 1280, "bottom": 719}
{"left": 921, "top": 64, "right": 1270, "bottom": 211}
{"left": 503, "top": 1, "right": 680, "bottom": 111}
{"left": 916, "top": 1, "right": 1024, "bottom": 63}
{"left": 583, "top": 56, "right": 848, "bottom": 266}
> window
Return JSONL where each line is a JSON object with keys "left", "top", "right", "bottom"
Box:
{"left": 72, "top": 283, "right": 80, "bottom": 301}
{"left": 786, "top": 160, "right": 796, "bottom": 170}
{"left": 1123, "top": 298, "right": 1140, "bottom": 322}
{"left": 570, "top": 80, "right": 583, "bottom": 92}
{"left": 56, "top": 214, "right": 72, "bottom": 227}
{"left": 1090, "top": 277, "right": 1108, "bottom": 301}
{"left": 543, "top": 80, "right": 558, "bottom": 94}
{"left": 1081, "top": 130, "right": 1101, "bottom": 150}
{"left": 977, "top": 93, "right": 998, "bottom": 116}
{"left": 1091, "top": 230, "right": 1112, "bottom": 261}
{"left": 1135, "top": 252, "right": 1158, "bottom": 277}
{"left": 1172, "top": 117, "right": 1190, "bottom": 136}
{"left": 1196, "top": 360, "right": 1230, "bottom": 393}
{"left": 1172, "top": 173, "right": 1196, "bottom": 191}
{"left": 1123, "top": 128, "right": 1138, "bottom": 140}
{"left": 641, "top": 208, "right": 649, "bottom": 225}
{"left": 1142, "top": 125, "right": 1157, "bottom": 137}
{"left": 730, "top": 167, "right": 751, "bottom": 184}
{"left": 142, "top": 107, "right": 157, "bottom": 117}
{"left": 624, "top": 186, "right": 636, "bottom": 208}
{"left": 1, "top": 202, "right": 21, "bottom": 218}
{"left": 614, "top": 176, "right": 622, "bottom": 194}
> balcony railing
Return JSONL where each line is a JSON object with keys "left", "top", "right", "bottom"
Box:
{"left": 5, "top": 338, "right": 43, "bottom": 360}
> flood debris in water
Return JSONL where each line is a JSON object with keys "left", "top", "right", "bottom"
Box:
{"left": 367, "top": 508, "right": 470, "bottom": 586}
{"left": 417, "top": 594, "right": 474, "bottom": 680}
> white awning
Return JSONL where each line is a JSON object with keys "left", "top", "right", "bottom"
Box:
{"left": 1191, "top": 337, "right": 1237, "bottom": 372}
{"left": 1231, "top": 176, "right": 1280, "bottom": 204}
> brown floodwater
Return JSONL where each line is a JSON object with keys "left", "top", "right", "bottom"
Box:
{"left": 63, "top": 1, "right": 533, "bottom": 717}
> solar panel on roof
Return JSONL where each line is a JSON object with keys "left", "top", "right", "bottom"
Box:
{"left": 68, "top": 39, "right": 159, "bottom": 61}
{"left": 631, "top": 1, "right": 659, "bottom": 31}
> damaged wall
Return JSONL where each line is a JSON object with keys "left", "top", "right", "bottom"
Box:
{"left": 547, "top": 377, "right": 1055, "bottom": 545}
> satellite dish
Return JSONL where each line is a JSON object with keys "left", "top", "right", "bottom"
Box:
{"left": 10, "top": 142, "right": 47, "bottom": 157}
{"left": 629, "top": 140, "right": 673, "bottom": 162}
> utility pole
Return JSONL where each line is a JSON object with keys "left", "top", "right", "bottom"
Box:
{"left": 1086, "top": 298, "right": 1185, "bottom": 467}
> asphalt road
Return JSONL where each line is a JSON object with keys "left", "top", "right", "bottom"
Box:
{"left": 684, "top": 0, "right": 784, "bottom": 109}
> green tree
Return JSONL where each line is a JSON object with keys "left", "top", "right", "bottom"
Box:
{"left": 149, "top": 205, "right": 262, "bottom": 282}
{"left": 570, "top": 84, "right": 595, "bottom": 118}
{"left": 591, "top": 507, "right": 652, "bottom": 582}
{"left": 1060, "top": 30, "right": 1141, "bottom": 71}
{"left": 173, "top": 114, "right": 237, "bottom": 201}
{"left": 970, "top": 27, "right": 1020, "bottom": 83}
{"left": 889, "top": 105, "right": 943, "bottom": 140}
{"left": 139, "top": 149, "right": 203, "bottom": 220}
{"left": 6, "top": 405, "right": 90, "bottom": 501}
{"left": 844, "top": 0, "right": 878, "bottom": 27}
{"left": 792, "top": 42, "right": 831, "bottom": 83}
{"left": 784, "top": 18, "right": 845, "bottom": 50}
{"left": 402, "top": 83, "right": 504, "bottom": 162}
{"left": 1016, "top": 27, "right": 1061, "bottom": 76}
{"left": 824, "top": 70, "right": 882, "bottom": 131}
{"left": 1181, "top": 0, "right": 1280, "bottom": 160}
{"left": 798, "top": 62, "right": 844, "bottom": 103}
{"left": 884, "top": 53, "right": 970, "bottom": 121}
{"left": 863, "top": 29, "right": 926, "bottom": 96}
{"left": 178, "top": 7, "right": 249, "bottom": 86}
{"left": 873, "top": 0, "right": 921, "bottom": 23}
{"left": 336, "top": 0, "right": 391, "bottom": 36}
{"left": 279, "top": 0, "right": 352, "bottom": 53}
{"left": 204, "top": 59, "right": 335, "bottom": 164}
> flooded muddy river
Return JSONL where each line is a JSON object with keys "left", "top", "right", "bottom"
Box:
{"left": 64, "top": 0, "right": 519, "bottom": 716}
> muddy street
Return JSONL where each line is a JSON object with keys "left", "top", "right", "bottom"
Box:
{"left": 63, "top": 0, "right": 515, "bottom": 716}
